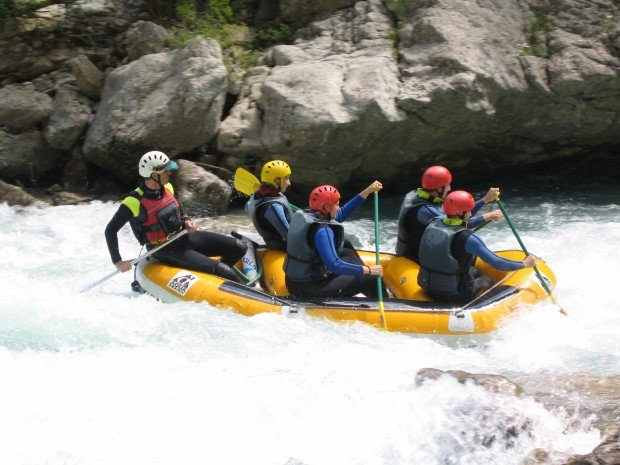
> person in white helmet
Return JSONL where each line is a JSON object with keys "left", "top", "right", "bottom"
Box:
{"left": 104, "top": 151, "right": 247, "bottom": 283}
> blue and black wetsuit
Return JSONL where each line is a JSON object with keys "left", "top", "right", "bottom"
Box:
{"left": 396, "top": 188, "right": 488, "bottom": 263}
{"left": 417, "top": 218, "right": 525, "bottom": 303}
{"left": 284, "top": 195, "right": 381, "bottom": 298}
{"left": 246, "top": 185, "right": 293, "bottom": 250}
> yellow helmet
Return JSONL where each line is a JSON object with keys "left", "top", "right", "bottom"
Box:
{"left": 261, "top": 160, "right": 291, "bottom": 185}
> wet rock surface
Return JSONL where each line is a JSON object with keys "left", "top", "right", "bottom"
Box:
{"left": 0, "top": 0, "right": 618, "bottom": 205}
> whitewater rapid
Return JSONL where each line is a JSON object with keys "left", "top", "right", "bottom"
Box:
{"left": 0, "top": 187, "right": 618, "bottom": 465}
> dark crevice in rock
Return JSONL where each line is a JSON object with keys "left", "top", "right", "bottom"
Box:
{"left": 221, "top": 92, "right": 238, "bottom": 121}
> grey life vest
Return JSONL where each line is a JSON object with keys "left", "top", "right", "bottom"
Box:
{"left": 417, "top": 218, "right": 475, "bottom": 299}
{"left": 246, "top": 192, "right": 294, "bottom": 250}
{"left": 395, "top": 189, "right": 442, "bottom": 262}
{"left": 284, "top": 210, "right": 345, "bottom": 283}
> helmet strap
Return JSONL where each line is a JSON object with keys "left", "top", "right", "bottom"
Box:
{"left": 443, "top": 217, "right": 467, "bottom": 227}
{"left": 417, "top": 188, "right": 443, "bottom": 205}
{"left": 149, "top": 172, "right": 164, "bottom": 187}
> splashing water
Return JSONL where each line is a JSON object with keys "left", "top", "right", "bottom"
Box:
{"left": 0, "top": 180, "right": 618, "bottom": 465}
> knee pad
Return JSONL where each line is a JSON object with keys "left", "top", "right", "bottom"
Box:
{"left": 237, "top": 239, "right": 248, "bottom": 253}
{"left": 216, "top": 262, "right": 244, "bottom": 283}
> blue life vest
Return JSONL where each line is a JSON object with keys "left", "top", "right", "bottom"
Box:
{"left": 284, "top": 210, "right": 344, "bottom": 283}
{"left": 395, "top": 189, "right": 442, "bottom": 262}
{"left": 417, "top": 218, "right": 475, "bottom": 299}
{"left": 246, "top": 190, "right": 293, "bottom": 250}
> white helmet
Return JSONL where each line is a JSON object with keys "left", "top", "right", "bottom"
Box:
{"left": 138, "top": 151, "right": 178, "bottom": 178}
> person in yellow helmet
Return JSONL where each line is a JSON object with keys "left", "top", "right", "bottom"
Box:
{"left": 245, "top": 159, "right": 294, "bottom": 250}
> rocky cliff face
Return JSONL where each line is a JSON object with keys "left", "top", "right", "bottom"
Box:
{"left": 0, "top": 0, "right": 618, "bottom": 206}
{"left": 219, "top": 0, "right": 620, "bottom": 192}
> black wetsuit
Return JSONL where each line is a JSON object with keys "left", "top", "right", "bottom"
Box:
{"left": 105, "top": 182, "right": 247, "bottom": 283}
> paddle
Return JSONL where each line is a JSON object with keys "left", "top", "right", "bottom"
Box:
{"left": 373, "top": 192, "right": 388, "bottom": 330}
{"left": 233, "top": 167, "right": 300, "bottom": 212}
{"left": 80, "top": 229, "right": 189, "bottom": 293}
{"left": 495, "top": 197, "right": 568, "bottom": 316}
{"left": 459, "top": 270, "right": 517, "bottom": 313}
{"left": 233, "top": 167, "right": 261, "bottom": 196}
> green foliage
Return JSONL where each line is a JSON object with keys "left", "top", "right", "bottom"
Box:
{"left": 520, "top": 9, "right": 554, "bottom": 58}
{"left": 166, "top": 1, "right": 295, "bottom": 73}
{"left": 170, "top": 2, "right": 244, "bottom": 49}
{"left": 386, "top": 28, "right": 398, "bottom": 43}
{"left": 386, "top": 0, "right": 423, "bottom": 17}
{"left": 143, "top": 0, "right": 177, "bottom": 20}
{"left": 0, "top": 0, "right": 50, "bottom": 22}
{"left": 0, "top": 1, "right": 82, "bottom": 23}
{"left": 168, "top": 0, "right": 270, "bottom": 72}
{"left": 255, "top": 23, "right": 293, "bottom": 47}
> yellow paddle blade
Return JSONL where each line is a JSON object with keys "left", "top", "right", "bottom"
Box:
{"left": 234, "top": 167, "right": 260, "bottom": 196}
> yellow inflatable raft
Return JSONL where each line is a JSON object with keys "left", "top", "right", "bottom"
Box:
{"left": 136, "top": 248, "right": 556, "bottom": 335}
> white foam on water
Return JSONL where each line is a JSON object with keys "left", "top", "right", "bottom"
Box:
{"left": 0, "top": 196, "right": 616, "bottom": 465}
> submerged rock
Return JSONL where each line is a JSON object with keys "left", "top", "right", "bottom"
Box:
{"left": 0, "top": 180, "right": 46, "bottom": 207}
{"left": 564, "top": 429, "right": 620, "bottom": 465}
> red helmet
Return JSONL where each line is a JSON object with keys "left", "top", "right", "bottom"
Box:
{"left": 309, "top": 185, "right": 340, "bottom": 213}
{"left": 422, "top": 166, "right": 452, "bottom": 190}
{"left": 443, "top": 191, "right": 475, "bottom": 216}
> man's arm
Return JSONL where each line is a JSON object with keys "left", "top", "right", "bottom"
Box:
{"left": 464, "top": 234, "right": 524, "bottom": 271}
{"left": 314, "top": 227, "right": 364, "bottom": 276}
{"left": 263, "top": 203, "right": 291, "bottom": 239}
{"left": 104, "top": 204, "right": 133, "bottom": 264}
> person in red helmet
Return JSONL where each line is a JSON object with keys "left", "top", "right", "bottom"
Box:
{"left": 417, "top": 190, "right": 536, "bottom": 303}
{"left": 395, "top": 165, "right": 503, "bottom": 263}
{"left": 284, "top": 181, "right": 384, "bottom": 298}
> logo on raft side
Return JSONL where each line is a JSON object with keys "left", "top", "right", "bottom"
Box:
{"left": 167, "top": 270, "right": 199, "bottom": 296}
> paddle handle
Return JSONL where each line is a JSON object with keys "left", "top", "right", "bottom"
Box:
{"left": 495, "top": 198, "right": 560, "bottom": 306}
{"left": 80, "top": 229, "right": 189, "bottom": 293}
{"left": 373, "top": 192, "right": 387, "bottom": 330}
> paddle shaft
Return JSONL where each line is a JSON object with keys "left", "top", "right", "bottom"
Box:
{"left": 496, "top": 198, "right": 566, "bottom": 314}
{"left": 459, "top": 270, "right": 517, "bottom": 312}
{"left": 373, "top": 192, "right": 388, "bottom": 330}
{"left": 80, "top": 229, "right": 188, "bottom": 293}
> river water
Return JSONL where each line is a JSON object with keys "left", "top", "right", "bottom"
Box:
{"left": 0, "top": 178, "right": 618, "bottom": 465}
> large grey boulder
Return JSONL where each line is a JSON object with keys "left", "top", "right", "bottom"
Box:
{"left": 0, "top": 84, "right": 53, "bottom": 132}
{"left": 218, "top": 0, "right": 620, "bottom": 193}
{"left": 0, "top": 130, "right": 63, "bottom": 180}
{"left": 83, "top": 37, "right": 228, "bottom": 182}
{"left": 174, "top": 159, "right": 233, "bottom": 216}
{"left": 124, "top": 21, "right": 170, "bottom": 62}
{"left": 43, "top": 85, "right": 92, "bottom": 150}
{"left": 67, "top": 55, "right": 104, "bottom": 99}
{"left": 218, "top": 0, "right": 403, "bottom": 187}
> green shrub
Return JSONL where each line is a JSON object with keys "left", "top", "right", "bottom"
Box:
{"left": 521, "top": 9, "right": 554, "bottom": 58}
{"left": 0, "top": 0, "right": 50, "bottom": 22}
{"left": 255, "top": 23, "right": 293, "bottom": 47}
{"left": 166, "top": 1, "right": 296, "bottom": 73}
